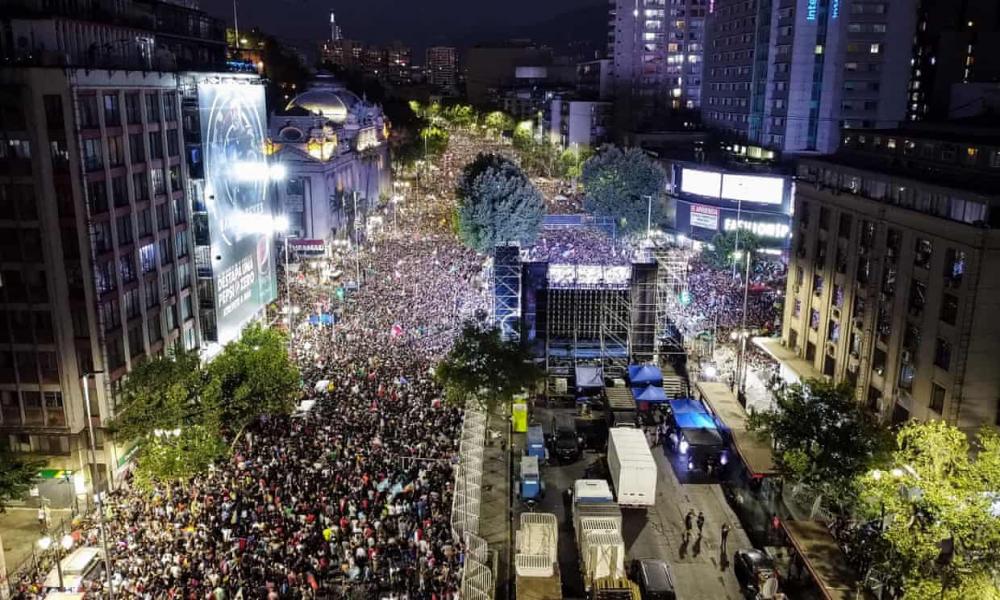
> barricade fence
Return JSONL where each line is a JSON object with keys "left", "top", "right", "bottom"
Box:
{"left": 450, "top": 408, "right": 496, "bottom": 599}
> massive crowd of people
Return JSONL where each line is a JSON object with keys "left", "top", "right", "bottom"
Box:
{"left": 669, "top": 255, "right": 785, "bottom": 342}
{"left": 522, "top": 227, "right": 634, "bottom": 266}
{"left": 9, "top": 131, "right": 490, "bottom": 600}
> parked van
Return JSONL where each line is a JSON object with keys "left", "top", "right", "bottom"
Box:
{"left": 43, "top": 547, "right": 102, "bottom": 592}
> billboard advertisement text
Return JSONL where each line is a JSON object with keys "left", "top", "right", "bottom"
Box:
{"left": 199, "top": 81, "right": 277, "bottom": 346}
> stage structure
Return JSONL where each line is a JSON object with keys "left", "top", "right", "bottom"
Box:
{"left": 493, "top": 245, "right": 523, "bottom": 342}
{"left": 654, "top": 246, "right": 692, "bottom": 354}
{"left": 500, "top": 216, "right": 660, "bottom": 398}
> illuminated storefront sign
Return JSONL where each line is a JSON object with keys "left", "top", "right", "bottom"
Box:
{"left": 723, "top": 218, "right": 790, "bottom": 239}
{"left": 690, "top": 204, "right": 720, "bottom": 230}
{"left": 199, "top": 81, "right": 278, "bottom": 345}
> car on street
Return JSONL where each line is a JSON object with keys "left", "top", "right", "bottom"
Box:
{"left": 630, "top": 558, "right": 678, "bottom": 599}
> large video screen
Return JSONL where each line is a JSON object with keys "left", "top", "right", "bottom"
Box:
{"left": 680, "top": 168, "right": 722, "bottom": 197}
{"left": 720, "top": 174, "right": 785, "bottom": 205}
{"left": 198, "top": 82, "right": 277, "bottom": 346}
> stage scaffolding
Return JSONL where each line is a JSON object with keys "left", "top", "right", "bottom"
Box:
{"left": 654, "top": 246, "right": 692, "bottom": 351}
{"left": 540, "top": 263, "right": 660, "bottom": 397}
{"left": 492, "top": 245, "right": 522, "bottom": 342}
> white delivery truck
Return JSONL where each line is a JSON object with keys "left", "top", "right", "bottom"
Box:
{"left": 515, "top": 513, "right": 562, "bottom": 600}
{"left": 572, "top": 479, "right": 631, "bottom": 595}
{"left": 607, "top": 427, "right": 658, "bottom": 508}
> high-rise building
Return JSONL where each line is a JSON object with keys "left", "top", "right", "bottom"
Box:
{"left": 765, "top": 123, "right": 1000, "bottom": 430}
{"left": 330, "top": 10, "right": 343, "bottom": 42}
{"left": 702, "top": 0, "right": 918, "bottom": 154}
{"left": 426, "top": 46, "right": 458, "bottom": 89}
{"left": 547, "top": 98, "right": 613, "bottom": 148}
{"left": 0, "top": 68, "right": 200, "bottom": 498}
{"left": 610, "top": 0, "right": 707, "bottom": 127}
{"left": 907, "top": 0, "right": 1000, "bottom": 121}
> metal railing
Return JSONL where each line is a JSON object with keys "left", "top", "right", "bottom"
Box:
{"left": 461, "top": 532, "right": 496, "bottom": 600}
{"left": 449, "top": 408, "right": 496, "bottom": 599}
{"left": 450, "top": 408, "right": 486, "bottom": 541}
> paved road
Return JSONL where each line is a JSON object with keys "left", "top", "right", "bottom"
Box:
{"left": 0, "top": 507, "right": 73, "bottom": 576}
{"left": 514, "top": 407, "right": 751, "bottom": 599}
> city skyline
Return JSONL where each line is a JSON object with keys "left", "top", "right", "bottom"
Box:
{"left": 204, "top": 0, "right": 606, "bottom": 59}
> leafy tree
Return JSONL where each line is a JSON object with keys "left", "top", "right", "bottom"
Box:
{"left": 0, "top": 448, "right": 43, "bottom": 512}
{"left": 703, "top": 229, "right": 762, "bottom": 270}
{"left": 443, "top": 104, "right": 476, "bottom": 129}
{"left": 109, "top": 348, "right": 209, "bottom": 440}
{"left": 419, "top": 124, "right": 450, "bottom": 159}
{"left": 559, "top": 145, "right": 595, "bottom": 182}
{"left": 747, "top": 379, "right": 891, "bottom": 514}
{"left": 581, "top": 145, "right": 667, "bottom": 234}
{"left": 204, "top": 324, "right": 300, "bottom": 434}
{"left": 856, "top": 422, "right": 1000, "bottom": 600}
{"left": 455, "top": 153, "right": 544, "bottom": 252}
{"left": 483, "top": 111, "right": 514, "bottom": 138}
{"left": 435, "top": 321, "right": 542, "bottom": 414}
{"left": 132, "top": 425, "right": 227, "bottom": 490}
{"left": 408, "top": 100, "right": 443, "bottom": 125}
{"left": 111, "top": 327, "right": 299, "bottom": 488}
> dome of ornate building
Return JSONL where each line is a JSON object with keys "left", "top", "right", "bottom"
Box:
{"left": 284, "top": 75, "right": 362, "bottom": 123}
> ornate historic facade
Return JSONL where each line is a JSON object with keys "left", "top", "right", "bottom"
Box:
{"left": 269, "top": 74, "right": 391, "bottom": 243}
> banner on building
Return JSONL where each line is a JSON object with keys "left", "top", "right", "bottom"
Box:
{"left": 690, "top": 204, "right": 720, "bottom": 230}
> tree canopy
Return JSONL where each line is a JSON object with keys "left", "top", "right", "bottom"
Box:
{"left": 703, "top": 229, "right": 762, "bottom": 271}
{"left": 581, "top": 145, "right": 667, "bottom": 234}
{"left": 109, "top": 348, "right": 209, "bottom": 440}
{"left": 856, "top": 422, "right": 1000, "bottom": 600}
{"left": 455, "top": 153, "right": 544, "bottom": 252}
{"left": 435, "top": 320, "right": 542, "bottom": 414}
{"left": 0, "top": 448, "right": 43, "bottom": 512}
{"left": 748, "top": 379, "right": 891, "bottom": 513}
{"left": 483, "top": 111, "right": 514, "bottom": 138}
{"left": 204, "top": 324, "right": 301, "bottom": 434}
{"left": 111, "top": 326, "right": 300, "bottom": 487}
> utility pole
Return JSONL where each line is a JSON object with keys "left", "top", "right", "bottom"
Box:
{"left": 81, "top": 372, "right": 114, "bottom": 599}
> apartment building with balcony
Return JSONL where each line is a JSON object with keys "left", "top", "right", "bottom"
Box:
{"left": 771, "top": 123, "right": 1000, "bottom": 431}
{"left": 0, "top": 68, "right": 199, "bottom": 499}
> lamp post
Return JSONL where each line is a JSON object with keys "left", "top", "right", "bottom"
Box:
{"left": 81, "top": 371, "right": 115, "bottom": 599}
{"left": 647, "top": 195, "right": 653, "bottom": 237}
{"left": 38, "top": 533, "right": 74, "bottom": 590}
{"left": 731, "top": 196, "right": 744, "bottom": 278}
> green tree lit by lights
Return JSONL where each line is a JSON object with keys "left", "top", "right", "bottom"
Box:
{"left": 435, "top": 320, "right": 542, "bottom": 415}
{"left": 581, "top": 145, "right": 667, "bottom": 233}
{"left": 855, "top": 422, "right": 1000, "bottom": 600}
{"left": 455, "top": 152, "right": 544, "bottom": 252}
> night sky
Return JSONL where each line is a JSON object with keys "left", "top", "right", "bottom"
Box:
{"left": 206, "top": 0, "right": 603, "bottom": 59}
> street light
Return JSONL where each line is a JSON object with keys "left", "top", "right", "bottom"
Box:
{"left": 81, "top": 371, "right": 115, "bottom": 599}
{"left": 38, "top": 533, "right": 74, "bottom": 589}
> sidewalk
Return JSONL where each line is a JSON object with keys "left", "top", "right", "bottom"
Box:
{"left": 0, "top": 507, "right": 73, "bottom": 580}
{"left": 478, "top": 412, "right": 511, "bottom": 600}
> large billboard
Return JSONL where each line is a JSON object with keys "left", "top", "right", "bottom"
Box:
{"left": 198, "top": 81, "right": 277, "bottom": 346}
{"left": 720, "top": 174, "right": 784, "bottom": 205}
{"left": 680, "top": 168, "right": 722, "bottom": 197}
{"left": 679, "top": 168, "right": 786, "bottom": 205}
